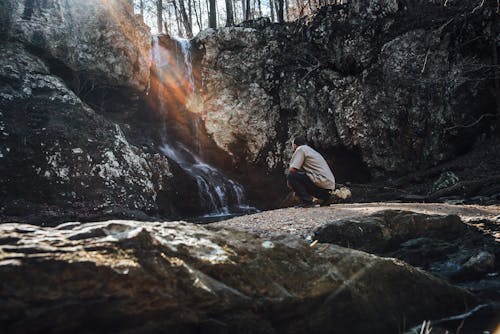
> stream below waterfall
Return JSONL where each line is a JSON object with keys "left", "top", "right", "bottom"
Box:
{"left": 151, "top": 35, "right": 257, "bottom": 218}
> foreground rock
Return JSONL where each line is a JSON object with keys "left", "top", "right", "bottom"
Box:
{"left": 314, "top": 210, "right": 499, "bottom": 285}
{"left": 0, "top": 220, "right": 477, "bottom": 333}
{"left": 216, "top": 203, "right": 500, "bottom": 302}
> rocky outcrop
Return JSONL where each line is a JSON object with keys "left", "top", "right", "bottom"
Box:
{"left": 192, "top": 0, "right": 499, "bottom": 203}
{"left": 0, "top": 1, "right": 176, "bottom": 222}
{"left": 2, "top": 0, "right": 150, "bottom": 91}
{"left": 0, "top": 219, "right": 478, "bottom": 333}
{"left": 0, "top": 43, "right": 172, "bottom": 223}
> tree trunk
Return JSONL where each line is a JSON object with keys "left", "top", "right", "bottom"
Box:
{"left": 232, "top": 0, "right": 238, "bottom": 23}
{"left": 270, "top": 0, "right": 275, "bottom": 22}
{"left": 276, "top": 0, "right": 284, "bottom": 23}
{"left": 205, "top": 0, "right": 210, "bottom": 26}
{"left": 297, "top": 0, "right": 306, "bottom": 17}
{"left": 209, "top": 0, "right": 217, "bottom": 28}
{"left": 188, "top": 0, "right": 193, "bottom": 33}
{"left": 166, "top": 2, "right": 173, "bottom": 34}
{"left": 179, "top": 0, "right": 193, "bottom": 38}
{"left": 257, "top": 0, "right": 262, "bottom": 17}
{"left": 172, "top": 0, "right": 183, "bottom": 36}
{"left": 242, "top": 0, "right": 246, "bottom": 20}
{"left": 285, "top": 0, "right": 289, "bottom": 20}
{"left": 245, "top": 0, "right": 251, "bottom": 20}
{"left": 198, "top": 0, "right": 204, "bottom": 30}
{"left": 157, "top": 0, "right": 164, "bottom": 33}
{"left": 225, "top": 0, "right": 234, "bottom": 26}
{"left": 193, "top": 0, "right": 202, "bottom": 31}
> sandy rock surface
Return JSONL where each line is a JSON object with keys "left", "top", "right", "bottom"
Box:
{"left": 213, "top": 202, "right": 500, "bottom": 239}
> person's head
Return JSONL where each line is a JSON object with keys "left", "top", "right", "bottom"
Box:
{"left": 292, "top": 136, "right": 307, "bottom": 151}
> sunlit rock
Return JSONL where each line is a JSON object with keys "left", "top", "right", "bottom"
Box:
{"left": 0, "top": 220, "right": 478, "bottom": 333}
{"left": 1, "top": 0, "right": 151, "bottom": 91}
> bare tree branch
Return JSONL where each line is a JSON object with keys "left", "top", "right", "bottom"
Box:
{"left": 444, "top": 114, "right": 495, "bottom": 133}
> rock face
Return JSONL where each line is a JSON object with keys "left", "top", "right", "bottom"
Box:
{"left": 2, "top": 0, "right": 150, "bottom": 91}
{"left": 192, "top": 1, "right": 499, "bottom": 203}
{"left": 0, "top": 42, "right": 172, "bottom": 223}
{"left": 0, "top": 1, "right": 175, "bottom": 222}
{"left": 0, "top": 220, "right": 478, "bottom": 333}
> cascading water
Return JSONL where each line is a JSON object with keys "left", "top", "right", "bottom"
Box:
{"left": 151, "top": 35, "right": 255, "bottom": 217}
{"left": 175, "top": 38, "right": 195, "bottom": 93}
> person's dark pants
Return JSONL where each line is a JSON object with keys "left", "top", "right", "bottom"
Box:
{"left": 287, "top": 172, "right": 331, "bottom": 203}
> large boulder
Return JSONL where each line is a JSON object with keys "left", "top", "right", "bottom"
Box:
{"left": 0, "top": 42, "right": 172, "bottom": 223}
{"left": 0, "top": 1, "right": 182, "bottom": 222}
{"left": 192, "top": 1, "right": 498, "bottom": 204}
{"left": 313, "top": 210, "right": 500, "bottom": 285}
{"left": 0, "top": 220, "right": 478, "bottom": 333}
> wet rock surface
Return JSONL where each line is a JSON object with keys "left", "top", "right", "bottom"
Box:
{"left": 0, "top": 218, "right": 479, "bottom": 334}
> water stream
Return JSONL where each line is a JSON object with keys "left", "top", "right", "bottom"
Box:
{"left": 152, "top": 36, "right": 255, "bottom": 218}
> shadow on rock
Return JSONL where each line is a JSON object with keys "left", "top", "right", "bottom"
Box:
{"left": 313, "top": 210, "right": 500, "bottom": 300}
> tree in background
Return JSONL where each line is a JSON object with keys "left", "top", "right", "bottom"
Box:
{"left": 225, "top": 0, "right": 234, "bottom": 26}
{"left": 208, "top": 0, "right": 217, "bottom": 27}
{"left": 134, "top": 0, "right": 347, "bottom": 36}
{"left": 156, "top": 0, "right": 163, "bottom": 32}
{"left": 178, "top": 0, "right": 193, "bottom": 37}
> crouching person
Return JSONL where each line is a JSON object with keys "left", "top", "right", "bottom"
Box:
{"left": 287, "top": 136, "right": 336, "bottom": 208}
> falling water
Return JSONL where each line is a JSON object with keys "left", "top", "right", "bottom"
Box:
{"left": 152, "top": 36, "right": 255, "bottom": 217}
{"left": 173, "top": 37, "right": 195, "bottom": 93}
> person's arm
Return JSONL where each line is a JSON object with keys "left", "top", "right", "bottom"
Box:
{"left": 289, "top": 148, "right": 305, "bottom": 173}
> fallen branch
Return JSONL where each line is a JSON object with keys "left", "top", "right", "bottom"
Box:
{"left": 427, "top": 176, "right": 500, "bottom": 200}
{"left": 421, "top": 49, "right": 431, "bottom": 74}
{"left": 435, "top": 17, "right": 455, "bottom": 34}
{"left": 300, "top": 64, "right": 321, "bottom": 81}
{"left": 444, "top": 114, "right": 495, "bottom": 133}
{"left": 472, "top": 0, "right": 486, "bottom": 14}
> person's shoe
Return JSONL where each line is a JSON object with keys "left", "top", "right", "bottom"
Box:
{"left": 294, "top": 201, "right": 315, "bottom": 208}
{"left": 320, "top": 195, "right": 334, "bottom": 207}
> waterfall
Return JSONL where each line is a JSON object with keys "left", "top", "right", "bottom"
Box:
{"left": 152, "top": 36, "right": 255, "bottom": 217}
{"left": 173, "top": 37, "right": 195, "bottom": 93}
